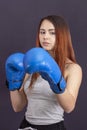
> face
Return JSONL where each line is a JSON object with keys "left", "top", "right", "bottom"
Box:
{"left": 39, "top": 20, "right": 56, "bottom": 51}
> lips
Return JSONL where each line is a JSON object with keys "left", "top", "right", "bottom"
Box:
{"left": 42, "top": 42, "right": 49, "bottom": 46}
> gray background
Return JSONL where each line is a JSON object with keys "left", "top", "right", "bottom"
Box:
{"left": 0, "top": 0, "right": 87, "bottom": 130}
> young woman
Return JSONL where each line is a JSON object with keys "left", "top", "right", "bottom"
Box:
{"left": 5, "top": 15, "right": 82, "bottom": 130}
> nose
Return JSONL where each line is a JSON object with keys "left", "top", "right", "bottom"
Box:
{"left": 43, "top": 32, "right": 49, "bottom": 39}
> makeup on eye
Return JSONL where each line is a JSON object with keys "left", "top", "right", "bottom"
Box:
{"left": 39, "top": 29, "right": 55, "bottom": 35}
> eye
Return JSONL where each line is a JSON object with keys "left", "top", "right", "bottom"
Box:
{"left": 39, "top": 31, "right": 45, "bottom": 34}
{"left": 50, "top": 31, "right": 55, "bottom": 35}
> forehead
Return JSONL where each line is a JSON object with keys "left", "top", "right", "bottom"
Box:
{"left": 40, "top": 19, "right": 55, "bottom": 29}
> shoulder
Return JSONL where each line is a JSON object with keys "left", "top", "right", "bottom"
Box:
{"left": 67, "top": 63, "right": 82, "bottom": 75}
{"left": 65, "top": 60, "right": 82, "bottom": 80}
{"left": 64, "top": 61, "right": 82, "bottom": 100}
{"left": 63, "top": 62, "right": 82, "bottom": 106}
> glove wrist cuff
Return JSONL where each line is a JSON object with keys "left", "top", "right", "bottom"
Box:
{"left": 6, "top": 80, "right": 22, "bottom": 91}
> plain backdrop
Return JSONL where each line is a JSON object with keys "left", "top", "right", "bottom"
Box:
{"left": 0, "top": 0, "right": 87, "bottom": 130}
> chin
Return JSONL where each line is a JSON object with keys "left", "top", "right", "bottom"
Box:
{"left": 42, "top": 46, "right": 51, "bottom": 51}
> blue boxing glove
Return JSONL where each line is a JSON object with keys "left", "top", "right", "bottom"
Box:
{"left": 5, "top": 53, "right": 25, "bottom": 91}
{"left": 23, "top": 47, "right": 66, "bottom": 94}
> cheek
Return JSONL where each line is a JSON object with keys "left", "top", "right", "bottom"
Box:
{"left": 52, "top": 38, "right": 56, "bottom": 45}
{"left": 39, "top": 34, "right": 42, "bottom": 42}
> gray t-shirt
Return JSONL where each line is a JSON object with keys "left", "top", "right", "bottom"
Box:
{"left": 24, "top": 75, "right": 64, "bottom": 125}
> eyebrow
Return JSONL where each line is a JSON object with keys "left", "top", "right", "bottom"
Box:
{"left": 40, "top": 29, "right": 55, "bottom": 31}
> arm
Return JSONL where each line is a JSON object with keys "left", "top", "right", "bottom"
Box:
{"left": 23, "top": 47, "right": 66, "bottom": 93}
{"left": 5, "top": 53, "right": 27, "bottom": 112}
{"left": 9, "top": 74, "right": 29, "bottom": 112}
{"left": 10, "top": 89, "right": 27, "bottom": 112}
{"left": 56, "top": 63, "right": 82, "bottom": 113}
{"left": 23, "top": 47, "right": 82, "bottom": 113}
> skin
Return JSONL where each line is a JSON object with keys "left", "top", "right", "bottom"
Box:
{"left": 39, "top": 20, "right": 56, "bottom": 51}
{"left": 10, "top": 20, "right": 82, "bottom": 113}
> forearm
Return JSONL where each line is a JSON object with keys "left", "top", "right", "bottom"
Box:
{"left": 10, "top": 90, "right": 27, "bottom": 112}
{"left": 56, "top": 88, "right": 76, "bottom": 113}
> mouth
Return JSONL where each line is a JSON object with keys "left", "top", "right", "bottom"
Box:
{"left": 42, "top": 42, "right": 49, "bottom": 46}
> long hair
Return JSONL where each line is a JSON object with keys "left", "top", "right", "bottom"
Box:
{"left": 30, "top": 15, "right": 76, "bottom": 87}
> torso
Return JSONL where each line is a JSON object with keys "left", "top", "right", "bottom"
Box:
{"left": 23, "top": 58, "right": 77, "bottom": 125}
{"left": 24, "top": 75, "right": 64, "bottom": 125}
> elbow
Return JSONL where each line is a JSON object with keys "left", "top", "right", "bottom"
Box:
{"left": 64, "top": 102, "right": 75, "bottom": 113}
{"left": 11, "top": 100, "right": 27, "bottom": 112}
{"left": 13, "top": 108, "right": 21, "bottom": 112}
{"left": 12, "top": 104, "right": 23, "bottom": 112}
{"left": 64, "top": 104, "right": 75, "bottom": 113}
{"left": 65, "top": 107, "right": 75, "bottom": 113}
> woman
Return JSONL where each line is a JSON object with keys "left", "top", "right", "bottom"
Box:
{"left": 6, "top": 15, "right": 82, "bottom": 130}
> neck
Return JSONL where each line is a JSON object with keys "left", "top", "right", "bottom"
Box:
{"left": 48, "top": 50, "right": 55, "bottom": 58}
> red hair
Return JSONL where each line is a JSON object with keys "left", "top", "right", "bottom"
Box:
{"left": 29, "top": 15, "right": 76, "bottom": 87}
{"left": 36, "top": 15, "right": 76, "bottom": 75}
